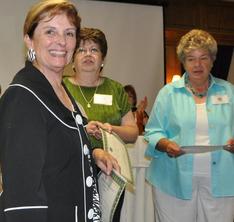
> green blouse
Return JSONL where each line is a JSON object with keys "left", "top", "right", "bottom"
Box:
{"left": 63, "top": 77, "right": 131, "bottom": 148}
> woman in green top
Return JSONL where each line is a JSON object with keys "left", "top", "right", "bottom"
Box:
{"left": 63, "top": 27, "right": 138, "bottom": 222}
{"left": 63, "top": 27, "right": 138, "bottom": 147}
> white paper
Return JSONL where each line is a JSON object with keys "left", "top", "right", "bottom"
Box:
{"left": 180, "top": 145, "right": 231, "bottom": 154}
{"left": 101, "top": 129, "right": 134, "bottom": 184}
{"left": 98, "top": 170, "right": 126, "bottom": 222}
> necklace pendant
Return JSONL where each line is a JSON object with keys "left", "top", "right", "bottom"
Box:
{"left": 87, "top": 103, "right": 91, "bottom": 108}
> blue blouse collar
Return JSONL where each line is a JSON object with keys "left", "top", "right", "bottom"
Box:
{"left": 172, "top": 72, "right": 225, "bottom": 89}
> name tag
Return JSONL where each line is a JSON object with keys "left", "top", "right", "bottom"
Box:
{"left": 94, "top": 94, "right": 113, "bottom": 105}
{"left": 211, "top": 95, "right": 229, "bottom": 104}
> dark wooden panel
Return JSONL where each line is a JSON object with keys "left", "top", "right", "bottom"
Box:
{"left": 165, "top": 3, "right": 199, "bottom": 28}
{"left": 219, "top": 6, "right": 234, "bottom": 32}
{"left": 164, "top": 1, "right": 234, "bottom": 34}
{"left": 204, "top": 5, "right": 221, "bottom": 31}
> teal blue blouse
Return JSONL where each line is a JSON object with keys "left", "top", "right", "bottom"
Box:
{"left": 145, "top": 73, "right": 234, "bottom": 199}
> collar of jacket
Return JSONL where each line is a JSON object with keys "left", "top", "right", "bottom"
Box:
{"left": 10, "top": 61, "right": 84, "bottom": 128}
{"left": 172, "top": 72, "right": 226, "bottom": 90}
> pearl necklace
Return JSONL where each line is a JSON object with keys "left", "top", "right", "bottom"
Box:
{"left": 77, "top": 78, "right": 100, "bottom": 108}
{"left": 185, "top": 74, "right": 211, "bottom": 98}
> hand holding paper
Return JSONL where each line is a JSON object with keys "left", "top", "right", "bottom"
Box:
{"left": 101, "top": 129, "right": 134, "bottom": 184}
{"left": 92, "top": 148, "right": 120, "bottom": 175}
{"left": 226, "top": 138, "right": 234, "bottom": 153}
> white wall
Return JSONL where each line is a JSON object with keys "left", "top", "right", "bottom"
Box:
{"left": 0, "top": 0, "right": 164, "bottom": 113}
{"left": 0, "top": 0, "right": 36, "bottom": 93}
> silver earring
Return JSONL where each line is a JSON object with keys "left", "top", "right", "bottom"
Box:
{"left": 27, "top": 48, "right": 36, "bottom": 62}
{"left": 101, "top": 63, "right": 104, "bottom": 68}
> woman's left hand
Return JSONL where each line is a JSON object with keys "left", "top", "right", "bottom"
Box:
{"left": 97, "top": 122, "right": 113, "bottom": 134}
{"left": 92, "top": 148, "right": 120, "bottom": 175}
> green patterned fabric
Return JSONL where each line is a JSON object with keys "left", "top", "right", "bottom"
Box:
{"left": 63, "top": 77, "right": 131, "bottom": 148}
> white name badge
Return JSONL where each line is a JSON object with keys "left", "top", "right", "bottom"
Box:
{"left": 94, "top": 94, "right": 113, "bottom": 106}
{"left": 211, "top": 95, "right": 229, "bottom": 104}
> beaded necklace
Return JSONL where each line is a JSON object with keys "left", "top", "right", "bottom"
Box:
{"left": 185, "top": 74, "right": 211, "bottom": 98}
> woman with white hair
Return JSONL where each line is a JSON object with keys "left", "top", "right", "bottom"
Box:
{"left": 145, "top": 29, "right": 234, "bottom": 222}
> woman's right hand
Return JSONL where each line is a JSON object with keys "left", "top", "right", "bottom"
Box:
{"left": 166, "top": 141, "right": 184, "bottom": 157}
{"left": 157, "top": 138, "right": 184, "bottom": 157}
{"left": 86, "top": 121, "right": 102, "bottom": 140}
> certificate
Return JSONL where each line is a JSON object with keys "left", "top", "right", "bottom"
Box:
{"left": 98, "top": 170, "right": 126, "bottom": 222}
{"left": 101, "top": 129, "right": 134, "bottom": 184}
{"left": 180, "top": 145, "right": 232, "bottom": 154}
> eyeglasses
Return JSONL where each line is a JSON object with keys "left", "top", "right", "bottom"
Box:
{"left": 76, "top": 47, "right": 100, "bottom": 55}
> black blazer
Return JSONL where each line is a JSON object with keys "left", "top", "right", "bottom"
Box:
{"left": 0, "top": 62, "right": 101, "bottom": 222}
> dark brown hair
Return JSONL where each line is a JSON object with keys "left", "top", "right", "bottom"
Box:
{"left": 124, "top": 84, "right": 137, "bottom": 107}
{"left": 77, "top": 27, "right": 108, "bottom": 59}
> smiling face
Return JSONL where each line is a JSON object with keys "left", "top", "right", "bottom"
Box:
{"left": 183, "top": 48, "right": 213, "bottom": 83}
{"left": 24, "top": 13, "right": 77, "bottom": 75}
{"left": 74, "top": 40, "right": 104, "bottom": 75}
